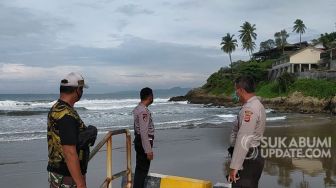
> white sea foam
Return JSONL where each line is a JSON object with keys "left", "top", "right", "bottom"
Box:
{"left": 155, "top": 118, "right": 204, "bottom": 125}
{"left": 0, "top": 98, "right": 172, "bottom": 111}
{"left": 216, "top": 114, "right": 236, "bottom": 118}
{"left": 0, "top": 130, "right": 46, "bottom": 135}
{"left": 0, "top": 136, "right": 47, "bottom": 142}
{"left": 266, "top": 116, "right": 287, "bottom": 121}
{"left": 152, "top": 100, "right": 188, "bottom": 106}
{"left": 77, "top": 98, "right": 169, "bottom": 110}
{"left": 0, "top": 100, "right": 55, "bottom": 111}
{"left": 216, "top": 114, "right": 236, "bottom": 122}
{"left": 266, "top": 109, "right": 275, "bottom": 113}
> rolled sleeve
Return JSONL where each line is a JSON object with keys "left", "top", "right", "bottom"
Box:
{"left": 139, "top": 111, "right": 152, "bottom": 153}
{"left": 230, "top": 107, "right": 257, "bottom": 170}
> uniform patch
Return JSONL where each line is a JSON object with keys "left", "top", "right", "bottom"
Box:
{"left": 244, "top": 110, "right": 253, "bottom": 122}
{"left": 143, "top": 114, "right": 148, "bottom": 122}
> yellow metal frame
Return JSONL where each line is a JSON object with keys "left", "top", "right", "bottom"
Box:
{"left": 88, "top": 129, "right": 132, "bottom": 188}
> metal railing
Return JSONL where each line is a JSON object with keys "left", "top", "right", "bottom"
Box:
{"left": 88, "top": 129, "right": 132, "bottom": 188}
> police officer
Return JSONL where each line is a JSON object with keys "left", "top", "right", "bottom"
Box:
{"left": 228, "top": 76, "right": 266, "bottom": 188}
{"left": 133, "top": 87, "right": 155, "bottom": 188}
{"left": 47, "top": 72, "right": 89, "bottom": 188}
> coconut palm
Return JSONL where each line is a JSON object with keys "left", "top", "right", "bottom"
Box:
{"left": 239, "top": 21, "right": 257, "bottom": 59}
{"left": 274, "top": 30, "right": 289, "bottom": 54}
{"left": 220, "top": 33, "right": 238, "bottom": 72}
{"left": 292, "top": 19, "right": 307, "bottom": 48}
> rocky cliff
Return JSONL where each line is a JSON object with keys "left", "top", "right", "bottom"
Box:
{"left": 170, "top": 89, "right": 336, "bottom": 114}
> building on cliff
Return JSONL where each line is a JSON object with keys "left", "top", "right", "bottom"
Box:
{"left": 268, "top": 46, "right": 336, "bottom": 80}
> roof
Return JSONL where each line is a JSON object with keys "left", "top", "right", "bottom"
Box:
{"left": 288, "top": 46, "right": 324, "bottom": 57}
{"left": 253, "top": 41, "right": 309, "bottom": 57}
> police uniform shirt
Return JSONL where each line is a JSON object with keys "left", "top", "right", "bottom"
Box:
{"left": 133, "top": 103, "right": 155, "bottom": 153}
{"left": 229, "top": 96, "right": 266, "bottom": 170}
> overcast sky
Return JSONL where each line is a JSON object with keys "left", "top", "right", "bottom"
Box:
{"left": 0, "top": 0, "right": 335, "bottom": 93}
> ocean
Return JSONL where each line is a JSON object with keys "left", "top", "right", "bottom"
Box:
{"left": 0, "top": 93, "right": 286, "bottom": 143}
{"left": 0, "top": 93, "right": 335, "bottom": 187}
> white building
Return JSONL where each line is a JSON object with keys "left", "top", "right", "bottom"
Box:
{"left": 270, "top": 47, "right": 324, "bottom": 79}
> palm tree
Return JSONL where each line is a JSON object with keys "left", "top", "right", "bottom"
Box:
{"left": 274, "top": 30, "right": 289, "bottom": 54}
{"left": 239, "top": 21, "right": 257, "bottom": 59}
{"left": 292, "top": 19, "right": 307, "bottom": 48}
{"left": 220, "top": 33, "right": 238, "bottom": 72}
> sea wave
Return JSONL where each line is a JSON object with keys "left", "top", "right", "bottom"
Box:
{"left": 0, "top": 110, "right": 47, "bottom": 116}
{"left": 155, "top": 118, "right": 204, "bottom": 125}
{"left": 0, "top": 98, "right": 172, "bottom": 112}
{"left": 266, "top": 109, "right": 275, "bottom": 113}
{"left": 0, "top": 130, "right": 47, "bottom": 142}
{"left": 0, "top": 100, "right": 55, "bottom": 111}
{"left": 0, "top": 136, "right": 47, "bottom": 142}
{"left": 215, "top": 114, "right": 236, "bottom": 122}
{"left": 0, "top": 130, "right": 46, "bottom": 136}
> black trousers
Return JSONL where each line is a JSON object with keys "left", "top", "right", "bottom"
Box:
{"left": 232, "top": 153, "right": 265, "bottom": 188}
{"left": 133, "top": 136, "right": 153, "bottom": 188}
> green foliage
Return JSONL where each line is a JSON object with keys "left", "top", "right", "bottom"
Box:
{"left": 239, "top": 21, "right": 257, "bottom": 58}
{"left": 202, "top": 69, "right": 235, "bottom": 96}
{"left": 274, "top": 30, "right": 289, "bottom": 54}
{"left": 292, "top": 19, "right": 306, "bottom": 34}
{"left": 289, "top": 79, "right": 336, "bottom": 99}
{"left": 276, "top": 72, "right": 296, "bottom": 93}
{"left": 257, "top": 79, "right": 336, "bottom": 99}
{"left": 236, "top": 61, "right": 270, "bottom": 83}
{"left": 292, "top": 19, "right": 306, "bottom": 45}
{"left": 259, "top": 39, "right": 276, "bottom": 52}
{"left": 319, "top": 32, "right": 336, "bottom": 49}
{"left": 258, "top": 60, "right": 274, "bottom": 69}
{"left": 220, "top": 33, "right": 238, "bottom": 69}
{"left": 202, "top": 60, "right": 273, "bottom": 96}
{"left": 256, "top": 82, "right": 280, "bottom": 98}
{"left": 202, "top": 58, "right": 336, "bottom": 99}
{"left": 220, "top": 33, "right": 238, "bottom": 54}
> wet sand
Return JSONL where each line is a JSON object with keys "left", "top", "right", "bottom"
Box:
{"left": 0, "top": 113, "right": 335, "bottom": 188}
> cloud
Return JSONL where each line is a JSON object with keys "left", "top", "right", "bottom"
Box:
{"left": 1, "top": 35, "right": 227, "bottom": 70}
{"left": 0, "top": 2, "right": 72, "bottom": 59}
{"left": 0, "top": 63, "right": 82, "bottom": 80}
{"left": 0, "top": 0, "right": 335, "bottom": 93}
{"left": 0, "top": 63, "right": 208, "bottom": 93}
{"left": 116, "top": 4, "right": 154, "bottom": 16}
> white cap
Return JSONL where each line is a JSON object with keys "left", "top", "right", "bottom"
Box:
{"left": 60, "top": 72, "right": 88, "bottom": 88}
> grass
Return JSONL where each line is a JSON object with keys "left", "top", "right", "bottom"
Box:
{"left": 256, "top": 79, "right": 336, "bottom": 99}
{"left": 289, "top": 79, "right": 336, "bottom": 99}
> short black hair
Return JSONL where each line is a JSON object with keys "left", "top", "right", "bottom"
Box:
{"left": 60, "top": 86, "right": 77, "bottom": 94}
{"left": 140, "top": 87, "right": 153, "bottom": 100}
{"left": 235, "top": 75, "right": 256, "bottom": 93}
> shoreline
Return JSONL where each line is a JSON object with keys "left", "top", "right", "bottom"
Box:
{"left": 170, "top": 90, "right": 336, "bottom": 114}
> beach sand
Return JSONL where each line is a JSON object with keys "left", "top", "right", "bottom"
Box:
{"left": 0, "top": 113, "right": 335, "bottom": 188}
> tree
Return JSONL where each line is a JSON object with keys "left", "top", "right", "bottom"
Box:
{"left": 292, "top": 19, "right": 307, "bottom": 48}
{"left": 260, "top": 39, "right": 276, "bottom": 51}
{"left": 276, "top": 72, "right": 296, "bottom": 94}
{"left": 239, "top": 21, "right": 257, "bottom": 59}
{"left": 318, "top": 32, "right": 336, "bottom": 49}
{"left": 220, "top": 33, "right": 238, "bottom": 73}
{"left": 274, "top": 30, "right": 289, "bottom": 54}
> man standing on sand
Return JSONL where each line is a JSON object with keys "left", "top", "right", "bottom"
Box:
{"left": 228, "top": 76, "right": 266, "bottom": 188}
{"left": 47, "top": 72, "right": 89, "bottom": 188}
{"left": 133, "top": 87, "right": 155, "bottom": 188}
